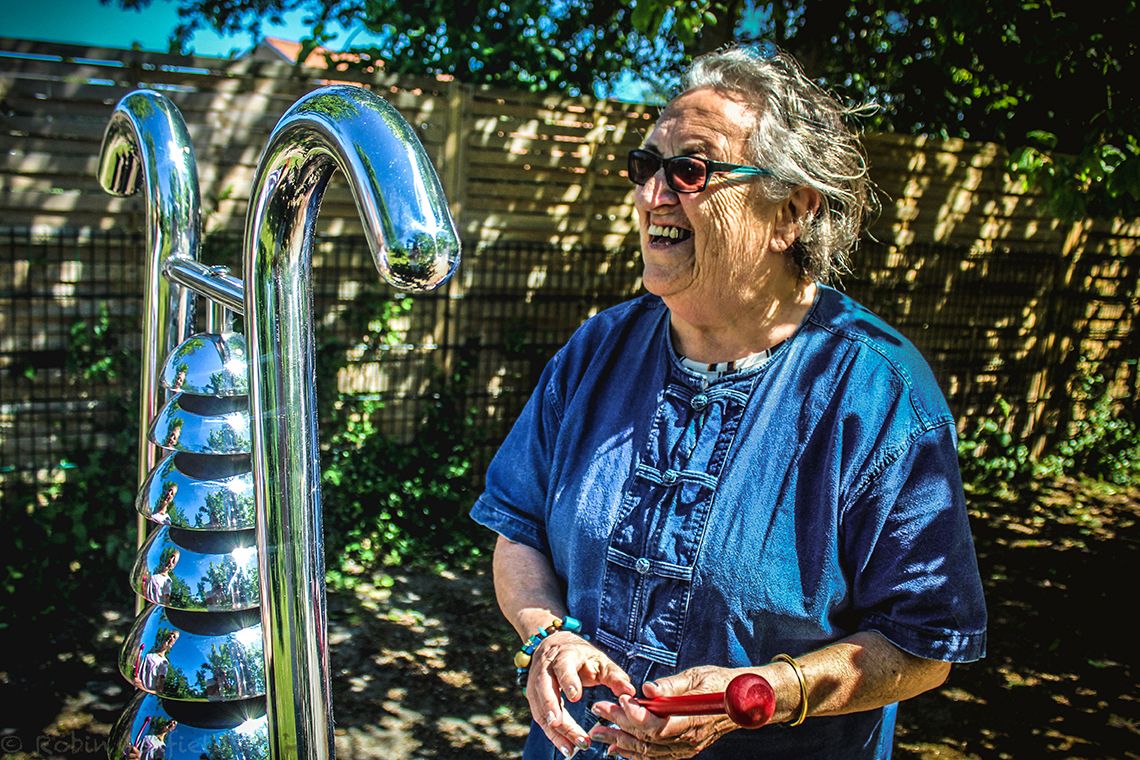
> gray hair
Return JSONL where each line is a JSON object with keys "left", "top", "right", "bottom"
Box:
{"left": 682, "top": 46, "right": 877, "bottom": 283}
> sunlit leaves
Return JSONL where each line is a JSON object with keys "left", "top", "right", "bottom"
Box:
{"left": 119, "top": 0, "right": 1137, "bottom": 218}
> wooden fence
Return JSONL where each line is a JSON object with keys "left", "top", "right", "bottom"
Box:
{"left": 1, "top": 38, "right": 1137, "bottom": 484}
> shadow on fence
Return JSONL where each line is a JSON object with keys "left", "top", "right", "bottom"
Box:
{"left": 1, "top": 226, "right": 1137, "bottom": 489}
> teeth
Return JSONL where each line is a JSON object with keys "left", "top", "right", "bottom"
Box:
{"left": 648, "top": 224, "right": 689, "bottom": 239}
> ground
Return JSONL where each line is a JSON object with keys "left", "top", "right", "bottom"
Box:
{"left": 1, "top": 476, "right": 1136, "bottom": 759}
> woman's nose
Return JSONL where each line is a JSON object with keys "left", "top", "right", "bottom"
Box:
{"left": 633, "top": 169, "right": 677, "bottom": 209}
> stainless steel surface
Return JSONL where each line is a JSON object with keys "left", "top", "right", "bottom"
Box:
{"left": 131, "top": 526, "right": 260, "bottom": 611}
{"left": 110, "top": 691, "right": 268, "bottom": 759}
{"left": 120, "top": 604, "right": 266, "bottom": 701}
{"left": 150, "top": 393, "right": 252, "bottom": 455}
{"left": 244, "top": 84, "right": 460, "bottom": 759}
{"left": 166, "top": 258, "right": 245, "bottom": 314}
{"left": 206, "top": 278, "right": 235, "bottom": 334}
{"left": 98, "top": 89, "right": 200, "bottom": 589}
{"left": 137, "top": 452, "right": 255, "bottom": 531}
{"left": 161, "top": 333, "right": 249, "bottom": 396}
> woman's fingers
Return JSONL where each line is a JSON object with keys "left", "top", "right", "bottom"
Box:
{"left": 543, "top": 704, "right": 591, "bottom": 757}
{"left": 588, "top": 695, "right": 722, "bottom": 760}
{"left": 527, "top": 667, "right": 591, "bottom": 755}
{"left": 546, "top": 645, "right": 587, "bottom": 702}
{"left": 527, "top": 635, "right": 600, "bottom": 754}
{"left": 583, "top": 655, "right": 637, "bottom": 698}
{"left": 525, "top": 632, "right": 647, "bottom": 755}
{"left": 588, "top": 723, "right": 698, "bottom": 760}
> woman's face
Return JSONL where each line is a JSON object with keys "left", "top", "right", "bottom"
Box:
{"left": 634, "top": 87, "right": 789, "bottom": 322}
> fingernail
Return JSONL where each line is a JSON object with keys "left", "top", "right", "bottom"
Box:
{"left": 545, "top": 710, "right": 558, "bottom": 726}
{"left": 575, "top": 735, "right": 591, "bottom": 749}
{"left": 590, "top": 704, "right": 602, "bottom": 716}
{"left": 565, "top": 686, "right": 578, "bottom": 699}
{"left": 558, "top": 745, "right": 572, "bottom": 758}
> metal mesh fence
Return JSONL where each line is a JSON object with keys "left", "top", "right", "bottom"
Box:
{"left": 2, "top": 226, "right": 1135, "bottom": 487}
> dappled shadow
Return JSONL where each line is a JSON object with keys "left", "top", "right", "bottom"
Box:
{"left": 843, "top": 239, "right": 1138, "bottom": 457}
{"left": 0, "top": 588, "right": 135, "bottom": 759}
{"left": 895, "top": 478, "right": 1139, "bottom": 758}
{"left": 326, "top": 569, "right": 529, "bottom": 758}
{"left": 1, "top": 478, "right": 1134, "bottom": 758}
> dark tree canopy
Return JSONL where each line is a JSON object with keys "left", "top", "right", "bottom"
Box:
{"left": 111, "top": 0, "right": 1137, "bottom": 219}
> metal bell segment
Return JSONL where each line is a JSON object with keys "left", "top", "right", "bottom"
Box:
{"left": 130, "top": 526, "right": 260, "bottom": 611}
{"left": 119, "top": 604, "right": 265, "bottom": 702}
{"left": 161, "top": 332, "right": 249, "bottom": 396}
{"left": 137, "top": 452, "right": 254, "bottom": 531}
{"left": 149, "top": 393, "right": 252, "bottom": 455}
{"left": 109, "top": 692, "right": 268, "bottom": 760}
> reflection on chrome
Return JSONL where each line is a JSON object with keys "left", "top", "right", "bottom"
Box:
{"left": 244, "top": 84, "right": 460, "bottom": 759}
{"left": 150, "top": 394, "right": 252, "bottom": 454}
{"left": 131, "top": 526, "right": 260, "bottom": 611}
{"left": 98, "top": 89, "right": 200, "bottom": 568}
{"left": 109, "top": 691, "right": 269, "bottom": 760}
{"left": 162, "top": 332, "right": 249, "bottom": 396}
{"left": 120, "top": 605, "right": 266, "bottom": 701}
{"left": 137, "top": 452, "right": 255, "bottom": 531}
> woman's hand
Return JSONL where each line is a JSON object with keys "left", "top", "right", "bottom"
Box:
{"left": 587, "top": 665, "right": 740, "bottom": 759}
{"left": 527, "top": 631, "right": 636, "bottom": 757}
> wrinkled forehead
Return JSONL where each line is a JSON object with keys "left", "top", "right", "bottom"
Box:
{"left": 646, "top": 87, "right": 758, "bottom": 153}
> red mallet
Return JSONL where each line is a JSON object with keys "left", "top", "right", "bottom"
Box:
{"left": 631, "top": 673, "right": 776, "bottom": 728}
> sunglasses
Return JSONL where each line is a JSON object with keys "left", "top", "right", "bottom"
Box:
{"left": 627, "top": 149, "right": 773, "bottom": 193}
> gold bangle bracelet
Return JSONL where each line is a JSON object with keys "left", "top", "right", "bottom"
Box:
{"left": 771, "top": 653, "right": 809, "bottom": 727}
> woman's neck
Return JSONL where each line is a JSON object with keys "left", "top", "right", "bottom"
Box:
{"left": 668, "top": 278, "right": 816, "bottom": 364}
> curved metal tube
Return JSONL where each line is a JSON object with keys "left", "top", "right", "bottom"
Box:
{"left": 244, "top": 84, "right": 460, "bottom": 759}
{"left": 98, "top": 90, "right": 201, "bottom": 578}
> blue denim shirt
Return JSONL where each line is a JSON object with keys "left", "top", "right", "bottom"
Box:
{"left": 472, "top": 286, "right": 987, "bottom": 759}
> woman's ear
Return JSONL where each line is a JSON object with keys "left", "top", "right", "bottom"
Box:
{"left": 770, "top": 186, "right": 822, "bottom": 253}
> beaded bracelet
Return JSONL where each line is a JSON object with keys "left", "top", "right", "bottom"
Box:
{"left": 513, "top": 615, "right": 583, "bottom": 689}
{"left": 771, "top": 653, "right": 809, "bottom": 727}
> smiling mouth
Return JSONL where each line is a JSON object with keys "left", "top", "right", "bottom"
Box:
{"left": 648, "top": 223, "right": 693, "bottom": 246}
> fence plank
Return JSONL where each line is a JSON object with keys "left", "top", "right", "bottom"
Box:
{"left": 0, "top": 39, "right": 1137, "bottom": 482}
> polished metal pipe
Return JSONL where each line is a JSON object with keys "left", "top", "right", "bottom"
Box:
{"left": 244, "top": 85, "right": 460, "bottom": 759}
{"left": 98, "top": 90, "right": 201, "bottom": 600}
{"left": 166, "top": 259, "right": 245, "bottom": 314}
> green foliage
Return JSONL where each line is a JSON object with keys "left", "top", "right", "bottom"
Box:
{"left": 66, "top": 302, "right": 126, "bottom": 382}
{"left": 959, "top": 361, "right": 1140, "bottom": 495}
{"left": 958, "top": 397, "right": 1034, "bottom": 494}
{"left": 1011, "top": 132, "right": 1140, "bottom": 221}
{"left": 313, "top": 284, "right": 490, "bottom": 583}
{"left": 322, "top": 350, "right": 489, "bottom": 585}
{"left": 1046, "top": 360, "right": 1140, "bottom": 486}
{"left": 120, "top": 0, "right": 1137, "bottom": 218}
{"left": 2, "top": 310, "right": 141, "bottom": 629}
{"left": 2, "top": 282, "right": 491, "bottom": 628}
{"left": 125, "top": 0, "right": 677, "bottom": 97}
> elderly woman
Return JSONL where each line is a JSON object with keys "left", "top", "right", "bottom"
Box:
{"left": 472, "top": 46, "right": 986, "bottom": 759}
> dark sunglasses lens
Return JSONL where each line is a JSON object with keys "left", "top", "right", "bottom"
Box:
{"left": 668, "top": 157, "right": 707, "bottom": 192}
{"left": 628, "top": 151, "right": 660, "bottom": 185}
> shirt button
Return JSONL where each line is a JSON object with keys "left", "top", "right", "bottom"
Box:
{"left": 661, "top": 471, "right": 677, "bottom": 485}
{"left": 635, "top": 557, "right": 651, "bottom": 575}
{"left": 691, "top": 393, "right": 708, "bottom": 410}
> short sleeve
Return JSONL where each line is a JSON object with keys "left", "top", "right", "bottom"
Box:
{"left": 469, "top": 351, "right": 565, "bottom": 557}
{"left": 842, "top": 422, "right": 988, "bottom": 662}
